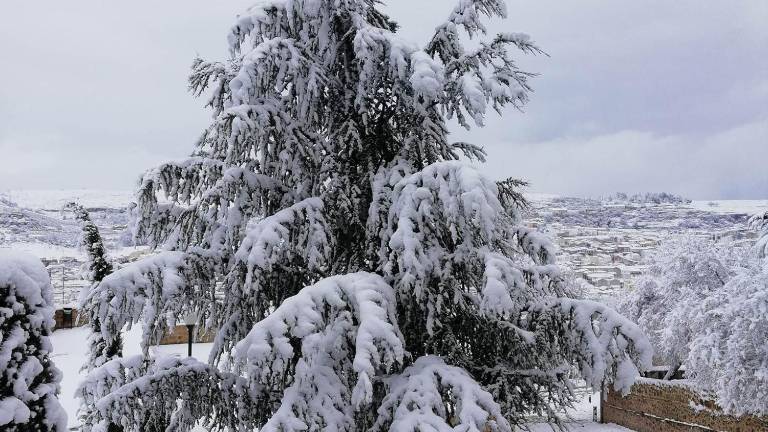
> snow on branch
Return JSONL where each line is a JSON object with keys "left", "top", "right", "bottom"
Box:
{"left": 511, "top": 226, "right": 557, "bottom": 265}
{"left": 427, "top": 1, "right": 543, "bottom": 128}
{"left": 82, "top": 251, "right": 215, "bottom": 354}
{"left": 235, "top": 197, "right": 329, "bottom": 281}
{"left": 232, "top": 272, "right": 404, "bottom": 431}
{"left": 82, "top": 356, "right": 260, "bottom": 432}
{"left": 444, "top": 0, "right": 507, "bottom": 37}
{"left": 385, "top": 161, "right": 504, "bottom": 289}
{"left": 210, "top": 197, "right": 331, "bottom": 363}
{"left": 189, "top": 58, "right": 235, "bottom": 116}
{"left": 373, "top": 355, "right": 512, "bottom": 432}
{"left": 528, "top": 298, "right": 653, "bottom": 394}
{"left": 138, "top": 153, "right": 297, "bottom": 251}
{"left": 481, "top": 252, "right": 562, "bottom": 319}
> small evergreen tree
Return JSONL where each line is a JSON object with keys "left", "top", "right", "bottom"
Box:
{"left": 65, "top": 202, "right": 122, "bottom": 432}
{"left": 80, "top": 1, "right": 652, "bottom": 430}
{"left": 0, "top": 251, "right": 67, "bottom": 431}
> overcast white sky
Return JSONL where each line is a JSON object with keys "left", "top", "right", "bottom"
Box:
{"left": 1, "top": 1, "right": 766, "bottom": 199}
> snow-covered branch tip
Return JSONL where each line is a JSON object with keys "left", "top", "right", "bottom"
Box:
{"left": 530, "top": 298, "right": 653, "bottom": 394}
{"left": 373, "top": 355, "right": 513, "bottom": 432}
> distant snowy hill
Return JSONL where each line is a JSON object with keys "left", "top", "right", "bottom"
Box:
{"left": 0, "top": 189, "right": 134, "bottom": 211}
{"left": 2, "top": 189, "right": 766, "bottom": 306}
{"left": 0, "top": 190, "right": 134, "bottom": 260}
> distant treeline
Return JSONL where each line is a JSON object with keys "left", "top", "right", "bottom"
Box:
{"left": 603, "top": 192, "right": 691, "bottom": 205}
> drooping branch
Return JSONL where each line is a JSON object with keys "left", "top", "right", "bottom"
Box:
{"left": 232, "top": 273, "right": 405, "bottom": 431}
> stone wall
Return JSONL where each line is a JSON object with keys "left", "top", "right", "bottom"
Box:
{"left": 602, "top": 379, "right": 767, "bottom": 432}
{"left": 53, "top": 307, "right": 88, "bottom": 330}
{"left": 158, "top": 325, "right": 216, "bottom": 345}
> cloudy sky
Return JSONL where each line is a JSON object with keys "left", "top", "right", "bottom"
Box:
{"left": 1, "top": 1, "right": 766, "bottom": 199}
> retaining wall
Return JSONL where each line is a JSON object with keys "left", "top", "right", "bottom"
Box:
{"left": 602, "top": 379, "right": 767, "bottom": 432}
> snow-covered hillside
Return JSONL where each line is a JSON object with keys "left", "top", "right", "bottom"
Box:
{"left": 0, "top": 190, "right": 145, "bottom": 306}
{"left": 2, "top": 190, "right": 766, "bottom": 306}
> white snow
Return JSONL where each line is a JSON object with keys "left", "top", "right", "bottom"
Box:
{"left": 689, "top": 199, "right": 768, "bottom": 215}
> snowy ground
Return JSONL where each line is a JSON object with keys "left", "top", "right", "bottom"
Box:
{"left": 51, "top": 327, "right": 634, "bottom": 431}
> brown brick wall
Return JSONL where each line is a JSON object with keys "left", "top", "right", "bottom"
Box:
{"left": 602, "top": 380, "right": 767, "bottom": 432}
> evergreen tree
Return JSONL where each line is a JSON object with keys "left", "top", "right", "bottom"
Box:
{"left": 65, "top": 202, "right": 122, "bottom": 432}
{"left": 0, "top": 251, "right": 67, "bottom": 431}
{"left": 66, "top": 202, "right": 114, "bottom": 283}
{"left": 80, "top": 1, "right": 652, "bottom": 430}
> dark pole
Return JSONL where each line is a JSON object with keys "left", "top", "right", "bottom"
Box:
{"left": 186, "top": 324, "right": 194, "bottom": 357}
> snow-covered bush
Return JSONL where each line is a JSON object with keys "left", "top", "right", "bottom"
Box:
{"left": 623, "top": 235, "right": 768, "bottom": 415}
{"left": 0, "top": 251, "right": 67, "bottom": 431}
{"left": 687, "top": 263, "right": 768, "bottom": 416}
{"left": 620, "top": 236, "right": 744, "bottom": 377}
{"left": 80, "top": 1, "right": 652, "bottom": 430}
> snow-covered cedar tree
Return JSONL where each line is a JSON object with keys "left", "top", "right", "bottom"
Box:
{"left": 0, "top": 251, "right": 67, "bottom": 430}
{"left": 65, "top": 202, "right": 114, "bottom": 283}
{"left": 80, "top": 1, "right": 652, "bottom": 430}
{"left": 64, "top": 202, "right": 123, "bottom": 431}
{"left": 620, "top": 235, "right": 745, "bottom": 379}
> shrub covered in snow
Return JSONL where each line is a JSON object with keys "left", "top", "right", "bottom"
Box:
{"left": 0, "top": 251, "right": 67, "bottom": 430}
{"left": 622, "top": 235, "right": 768, "bottom": 415}
{"left": 687, "top": 263, "right": 768, "bottom": 416}
{"left": 79, "top": 1, "right": 652, "bottom": 430}
{"left": 620, "top": 236, "right": 744, "bottom": 377}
